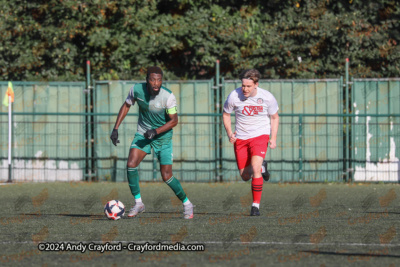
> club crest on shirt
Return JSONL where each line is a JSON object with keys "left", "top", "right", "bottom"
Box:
{"left": 154, "top": 101, "right": 162, "bottom": 108}
{"left": 242, "top": 106, "right": 263, "bottom": 116}
{"left": 257, "top": 98, "right": 263, "bottom": 104}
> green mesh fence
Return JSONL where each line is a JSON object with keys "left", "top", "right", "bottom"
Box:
{"left": 351, "top": 78, "right": 400, "bottom": 182}
{"left": 0, "top": 82, "right": 86, "bottom": 181}
{"left": 1, "top": 78, "right": 399, "bottom": 183}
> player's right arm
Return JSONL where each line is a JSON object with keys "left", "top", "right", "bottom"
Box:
{"left": 223, "top": 112, "right": 237, "bottom": 144}
{"left": 114, "top": 85, "right": 136, "bottom": 130}
{"left": 223, "top": 91, "right": 237, "bottom": 144}
{"left": 110, "top": 102, "right": 131, "bottom": 146}
{"left": 113, "top": 102, "right": 131, "bottom": 130}
{"left": 110, "top": 86, "right": 135, "bottom": 146}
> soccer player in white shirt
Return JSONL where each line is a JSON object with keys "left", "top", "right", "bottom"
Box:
{"left": 223, "top": 69, "right": 279, "bottom": 216}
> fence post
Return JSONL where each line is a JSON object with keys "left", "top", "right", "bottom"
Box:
{"left": 350, "top": 77, "right": 354, "bottom": 183}
{"left": 215, "top": 60, "right": 223, "bottom": 182}
{"left": 85, "top": 60, "right": 92, "bottom": 181}
{"left": 299, "top": 115, "right": 303, "bottom": 181}
{"left": 112, "top": 157, "right": 117, "bottom": 182}
{"left": 211, "top": 77, "right": 217, "bottom": 182}
{"left": 220, "top": 76, "right": 225, "bottom": 183}
{"left": 345, "top": 58, "right": 351, "bottom": 183}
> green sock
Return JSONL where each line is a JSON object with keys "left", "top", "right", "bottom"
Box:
{"left": 165, "top": 176, "right": 187, "bottom": 203}
{"left": 127, "top": 167, "right": 140, "bottom": 198}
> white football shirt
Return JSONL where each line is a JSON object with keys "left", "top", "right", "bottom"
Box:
{"left": 223, "top": 87, "right": 279, "bottom": 140}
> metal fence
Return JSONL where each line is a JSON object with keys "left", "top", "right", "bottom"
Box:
{"left": 92, "top": 80, "right": 217, "bottom": 182}
{"left": 0, "top": 82, "right": 86, "bottom": 182}
{"left": 351, "top": 78, "right": 400, "bottom": 182}
{"left": 1, "top": 78, "right": 400, "bottom": 183}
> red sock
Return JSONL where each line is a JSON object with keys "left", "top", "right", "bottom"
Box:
{"left": 251, "top": 177, "right": 263, "bottom": 204}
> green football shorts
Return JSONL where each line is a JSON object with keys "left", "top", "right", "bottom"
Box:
{"left": 130, "top": 133, "right": 173, "bottom": 165}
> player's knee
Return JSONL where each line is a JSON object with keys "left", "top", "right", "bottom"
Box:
{"left": 161, "top": 170, "right": 172, "bottom": 181}
{"left": 127, "top": 160, "right": 139, "bottom": 169}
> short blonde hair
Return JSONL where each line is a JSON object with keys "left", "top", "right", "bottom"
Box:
{"left": 239, "top": 69, "right": 261, "bottom": 83}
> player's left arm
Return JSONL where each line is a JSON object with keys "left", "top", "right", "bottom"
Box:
{"left": 155, "top": 111, "right": 178, "bottom": 135}
{"left": 157, "top": 94, "right": 179, "bottom": 134}
{"left": 144, "top": 93, "right": 178, "bottom": 139}
{"left": 269, "top": 112, "right": 279, "bottom": 149}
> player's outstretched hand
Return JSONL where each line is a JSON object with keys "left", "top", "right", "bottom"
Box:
{"left": 144, "top": 129, "right": 157, "bottom": 140}
{"left": 110, "top": 129, "right": 120, "bottom": 146}
{"left": 269, "top": 139, "right": 277, "bottom": 149}
{"left": 229, "top": 131, "right": 237, "bottom": 144}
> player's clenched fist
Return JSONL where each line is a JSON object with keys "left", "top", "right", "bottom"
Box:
{"left": 110, "top": 129, "right": 120, "bottom": 146}
{"left": 228, "top": 132, "right": 237, "bottom": 144}
{"left": 269, "top": 139, "right": 277, "bottom": 149}
{"left": 144, "top": 129, "right": 157, "bottom": 140}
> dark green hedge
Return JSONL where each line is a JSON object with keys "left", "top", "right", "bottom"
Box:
{"left": 0, "top": 0, "right": 399, "bottom": 81}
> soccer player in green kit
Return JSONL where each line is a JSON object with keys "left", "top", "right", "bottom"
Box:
{"left": 110, "top": 66, "right": 194, "bottom": 219}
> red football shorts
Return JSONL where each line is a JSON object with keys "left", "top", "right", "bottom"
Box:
{"left": 234, "top": 135, "right": 269, "bottom": 170}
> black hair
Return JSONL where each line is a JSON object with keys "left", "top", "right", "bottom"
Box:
{"left": 147, "top": 66, "right": 163, "bottom": 78}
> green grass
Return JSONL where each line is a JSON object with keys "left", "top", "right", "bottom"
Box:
{"left": 1, "top": 182, "right": 400, "bottom": 266}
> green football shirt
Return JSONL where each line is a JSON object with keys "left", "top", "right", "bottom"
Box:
{"left": 125, "top": 83, "right": 177, "bottom": 140}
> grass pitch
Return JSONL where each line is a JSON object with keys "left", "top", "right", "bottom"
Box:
{"left": 1, "top": 182, "right": 400, "bottom": 266}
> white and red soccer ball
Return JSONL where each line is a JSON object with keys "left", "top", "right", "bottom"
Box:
{"left": 104, "top": 200, "right": 125, "bottom": 220}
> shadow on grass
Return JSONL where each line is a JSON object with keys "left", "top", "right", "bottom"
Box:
{"left": 365, "top": 211, "right": 400, "bottom": 215}
{"left": 22, "top": 211, "right": 222, "bottom": 219}
{"left": 303, "top": 250, "right": 400, "bottom": 258}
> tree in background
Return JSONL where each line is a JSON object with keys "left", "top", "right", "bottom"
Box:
{"left": 0, "top": 0, "right": 398, "bottom": 81}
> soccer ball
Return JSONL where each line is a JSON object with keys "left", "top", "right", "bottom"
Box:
{"left": 104, "top": 200, "right": 125, "bottom": 220}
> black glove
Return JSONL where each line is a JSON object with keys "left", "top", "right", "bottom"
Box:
{"left": 144, "top": 129, "right": 157, "bottom": 140}
{"left": 110, "top": 129, "right": 120, "bottom": 146}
